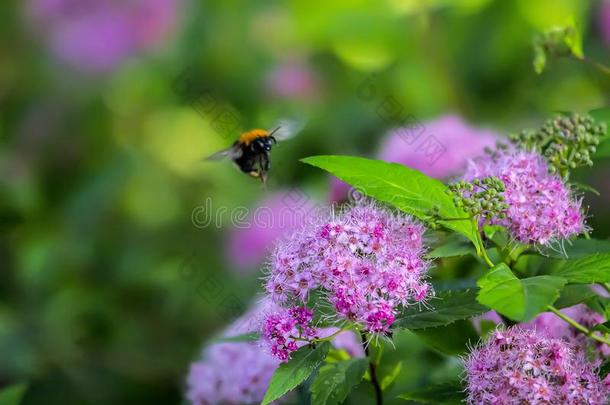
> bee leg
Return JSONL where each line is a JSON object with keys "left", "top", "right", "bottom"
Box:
{"left": 258, "top": 153, "right": 270, "bottom": 185}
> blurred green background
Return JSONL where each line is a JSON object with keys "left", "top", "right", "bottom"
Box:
{"left": 1, "top": 0, "right": 610, "bottom": 403}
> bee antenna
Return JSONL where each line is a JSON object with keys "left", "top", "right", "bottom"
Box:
{"left": 268, "top": 126, "right": 281, "bottom": 137}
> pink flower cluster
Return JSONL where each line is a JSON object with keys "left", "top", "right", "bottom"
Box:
{"left": 262, "top": 201, "right": 430, "bottom": 360}
{"left": 262, "top": 306, "right": 318, "bottom": 362}
{"left": 464, "top": 151, "right": 585, "bottom": 245}
{"left": 523, "top": 304, "right": 610, "bottom": 358}
{"left": 186, "top": 300, "right": 280, "bottom": 404}
{"left": 465, "top": 327, "right": 609, "bottom": 405}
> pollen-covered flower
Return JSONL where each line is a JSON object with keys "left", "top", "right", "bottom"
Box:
{"left": 465, "top": 327, "right": 609, "bottom": 405}
{"left": 464, "top": 151, "right": 585, "bottom": 245}
{"left": 262, "top": 201, "right": 431, "bottom": 360}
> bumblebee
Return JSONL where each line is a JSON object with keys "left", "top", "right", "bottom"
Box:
{"left": 206, "top": 119, "right": 303, "bottom": 183}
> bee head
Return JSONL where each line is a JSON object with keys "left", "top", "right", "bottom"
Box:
{"left": 253, "top": 137, "right": 274, "bottom": 152}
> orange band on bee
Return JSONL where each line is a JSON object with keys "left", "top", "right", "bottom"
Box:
{"left": 238, "top": 129, "right": 269, "bottom": 145}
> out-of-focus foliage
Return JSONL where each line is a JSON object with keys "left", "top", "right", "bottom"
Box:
{"left": 0, "top": 0, "right": 609, "bottom": 403}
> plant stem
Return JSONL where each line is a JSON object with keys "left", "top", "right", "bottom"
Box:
{"left": 546, "top": 305, "right": 610, "bottom": 346}
{"left": 315, "top": 326, "right": 352, "bottom": 343}
{"left": 579, "top": 56, "right": 610, "bottom": 76}
{"left": 472, "top": 218, "right": 495, "bottom": 268}
{"left": 360, "top": 331, "right": 383, "bottom": 405}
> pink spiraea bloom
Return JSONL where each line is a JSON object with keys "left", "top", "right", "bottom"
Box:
{"left": 465, "top": 327, "right": 610, "bottom": 405}
{"left": 186, "top": 301, "right": 363, "bottom": 403}
{"left": 330, "top": 115, "right": 497, "bottom": 203}
{"left": 523, "top": 304, "right": 610, "bottom": 358}
{"left": 262, "top": 306, "right": 318, "bottom": 362}
{"left": 464, "top": 151, "right": 585, "bottom": 245}
{"left": 27, "top": 0, "right": 178, "bottom": 74}
{"left": 600, "top": 0, "right": 610, "bottom": 46}
{"left": 262, "top": 201, "right": 430, "bottom": 360}
{"left": 226, "top": 191, "right": 319, "bottom": 272}
{"left": 186, "top": 299, "right": 280, "bottom": 404}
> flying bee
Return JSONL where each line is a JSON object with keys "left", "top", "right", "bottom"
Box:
{"left": 205, "top": 119, "right": 303, "bottom": 183}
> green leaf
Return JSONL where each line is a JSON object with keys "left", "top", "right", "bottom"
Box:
{"left": 381, "top": 361, "right": 402, "bottom": 390}
{"left": 553, "top": 253, "right": 610, "bottom": 284}
{"left": 0, "top": 384, "right": 27, "bottom": 405}
{"left": 262, "top": 342, "right": 330, "bottom": 405}
{"left": 427, "top": 236, "right": 474, "bottom": 259}
{"left": 546, "top": 238, "right": 610, "bottom": 259}
{"left": 211, "top": 332, "right": 260, "bottom": 343}
{"left": 398, "top": 382, "right": 465, "bottom": 404}
{"left": 310, "top": 358, "right": 368, "bottom": 405}
{"left": 477, "top": 263, "right": 566, "bottom": 321}
{"left": 395, "top": 288, "right": 487, "bottom": 330}
{"left": 301, "top": 156, "right": 479, "bottom": 248}
{"left": 554, "top": 285, "right": 597, "bottom": 309}
{"left": 413, "top": 320, "right": 478, "bottom": 355}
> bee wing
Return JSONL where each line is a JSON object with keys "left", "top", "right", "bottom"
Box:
{"left": 268, "top": 119, "right": 305, "bottom": 141}
{"left": 204, "top": 144, "right": 242, "bottom": 161}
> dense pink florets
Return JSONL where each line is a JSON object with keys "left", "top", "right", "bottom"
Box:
{"left": 262, "top": 306, "right": 318, "bottom": 362}
{"left": 465, "top": 327, "right": 609, "bottom": 405}
{"left": 263, "top": 201, "right": 431, "bottom": 360}
{"left": 186, "top": 300, "right": 280, "bottom": 404}
{"left": 464, "top": 151, "right": 585, "bottom": 245}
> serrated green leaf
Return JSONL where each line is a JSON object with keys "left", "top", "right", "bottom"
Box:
{"left": 310, "top": 358, "right": 368, "bottom": 405}
{"left": 395, "top": 288, "right": 487, "bottom": 330}
{"left": 553, "top": 253, "right": 610, "bottom": 284}
{"left": 301, "top": 156, "right": 480, "bottom": 248}
{"left": 398, "top": 382, "right": 464, "bottom": 404}
{"left": 262, "top": 342, "right": 330, "bottom": 405}
{"left": 554, "top": 285, "right": 597, "bottom": 309}
{"left": 211, "top": 332, "right": 259, "bottom": 343}
{"left": 427, "top": 236, "right": 474, "bottom": 259}
{"left": 477, "top": 263, "right": 566, "bottom": 321}
{"left": 0, "top": 383, "right": 27, "bottom": 405}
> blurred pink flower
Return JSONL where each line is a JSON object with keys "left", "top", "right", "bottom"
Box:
{"left": 379, "top": 115, "right": 497, "bottom": 178}
{"left": 27, "top": 0, "right": 178, "bottom": 73}
{"left": 329, "top": 115, "right": 498, "bottom": 203}
{"left": 600, "top": 0, "right": 610, "bottom": 45}
{"left": 265, "top": 60, "right": 320, "bottom": 100}
{"left": 226, "top": 191, "right": 319, "bottom": 272}
{"left": 522, "top": 304, "right": 610, "bottom": 357}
